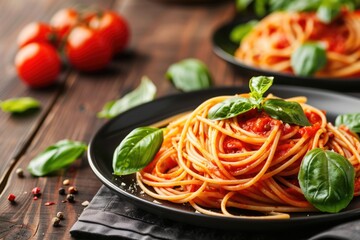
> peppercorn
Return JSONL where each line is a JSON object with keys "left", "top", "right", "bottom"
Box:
{"left": 56, "top": 212, "right": 64, "bottom": 220}
{"left": 58, "top": 187, "right": 66, "bottom": 195}
{"left": 52, "top": 217, "right": 61, "bottom": 227}
{"left": 31, "top": 187, "right": 41, "bottom": 197}
{"left": 15, "top": 168, "right": 24, "bottom": 178}
{"left": 8, "top": 194, "right": 16, "bottom": 202}
{"left": 68, "top": 186, "right": 78, "bottom": 194}
{"left": 66, "top": 194, "right": 75, "bottom": 203}
{"left": 63, "top": 179, "right": 70, "bottom": 186}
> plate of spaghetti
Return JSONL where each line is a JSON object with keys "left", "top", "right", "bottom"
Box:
{"left": 212, "top": 10, "right": 360, "bottom": 89}
{"left": 88, "top": 79, "right": 360, "bottom": 231}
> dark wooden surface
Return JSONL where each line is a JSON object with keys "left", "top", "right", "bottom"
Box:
{"left": 0, "top": 0, "right": 243, "bottom": 239}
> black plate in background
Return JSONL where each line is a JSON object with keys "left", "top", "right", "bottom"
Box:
{"left": 212, "top": 17, "right": 360, "bottom": 90}
{"left": 88, "top": 86, "right": 360, "bottom": 231}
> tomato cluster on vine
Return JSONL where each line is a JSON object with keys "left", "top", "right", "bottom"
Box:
{"left": 15, "top": 8, "right": 130, "bottom": 88}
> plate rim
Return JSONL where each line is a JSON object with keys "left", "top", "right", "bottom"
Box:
{"left": 88, "top": 86, "right": 360, "bottom": 231}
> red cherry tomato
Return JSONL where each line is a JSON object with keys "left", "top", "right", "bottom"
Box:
{"left": 17, "top": 22, "right": 57, "bottom": 48}
{"left": 50, "top": 8, "right": 79, "bottom": 38}
{"left": 65, "top": 26, "right": 112, "bottom": 72}
{"left": 89, "top": 11, "right": 130, "bottom": 54}
{"left": 15, "top": 43, "right": 60, "bottom": 88}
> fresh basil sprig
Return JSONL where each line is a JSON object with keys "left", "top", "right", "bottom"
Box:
{"left": 298, "top": 148, "right": 355, "bottom": 213}
{"left": 230, "top": 20, "right": 258, "bottom": 43}
{"left": 27, "top": 140, "right": 87, "bottom": 177}
{"left": 208, "top": 76, "right": 311, "bottom": 126}
{"left": 335, "top": 113, "right": 360, "bottom": 133}
{"left": 166, "top": 58, "right": 212, "bottom": 92}
{"left": 113, "top": 127, "right": 163, "bottom": 176}
{"left": 0, "top": 97, "right": 41, "bottom": 113}
{"left": 98, "top": 76, "right": 156, "bottom": 119}
{"left": 291, "top": 43, "right": 327, "bottom": 77}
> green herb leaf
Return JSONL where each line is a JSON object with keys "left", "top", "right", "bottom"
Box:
{"left": 317, "top": 2, "right": 341, "bottom": 23}
{"left": 249, "top": 76, "right": 273, "bottom": 101}
{"left": 263, "top": 99, "right": 311, "bottom": 126}
{"left": 291, "top": 43, "right": 327, "bottom": 76}
{"left": 230, "top": 20, "right": 258, "bottom": 43}
{"left": 166, "top": 58, "right": 212, "bottom": 92}
{"left": 235, "top": 0, "right": 254, "bottom": 11}
{"left": 0, "top": 97, "right": 41, "bottom": 113}
{"left": 98, "top": 76, "right": 156, "bottom": 119}
{"left": 254, "top": 0, "right": 267, "bottom": 16}
{"left": 208, "top": 97, "right": 256, "bottom": 120}
{"left": 27, "top": 140, "right": 87, "bottom": 177}
{"left": 298, "top": 148, "right": 355, "bottom": 213}
{"left": 113, "top": 127, "right": 163, "bottom": 175}
{"left": 335, "top": 113, "right": 360, "bottom": 133}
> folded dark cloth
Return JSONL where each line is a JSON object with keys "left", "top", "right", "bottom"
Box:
{"left": 69, "top": 185, "right": 360, "bottom": 240}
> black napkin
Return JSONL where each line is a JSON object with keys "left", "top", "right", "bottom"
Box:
{"left": 69, "top": 185, "right": 360, "bottom": 240}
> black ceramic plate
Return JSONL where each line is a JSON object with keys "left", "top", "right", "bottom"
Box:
{"left": 88, "top": 86, "right": 360, "bottom": 231}
{"left": 212, "top": 18, "right": 360, "bottom": 90}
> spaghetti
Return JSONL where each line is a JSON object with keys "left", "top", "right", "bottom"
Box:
{"left": 234, "top": 10, "right": 360, "bottom": 78}
{"left": 137, "top": 94, "right": 360, "bottom": 218}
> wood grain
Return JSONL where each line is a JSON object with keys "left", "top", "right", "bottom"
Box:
{"left": 0, "top": 0, "right": 241, "bottom": 239}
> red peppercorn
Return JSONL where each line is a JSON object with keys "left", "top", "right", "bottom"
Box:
{"left": 31, "top": 187, "right": 41, "bottom": 196}
{"left": 8, "top": 194, "right": 16, "bottom": 202}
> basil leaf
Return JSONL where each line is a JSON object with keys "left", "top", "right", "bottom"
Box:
{"left": 263, "top": 99, "right": 311, "bottom": 126}
{"left": 27, "top": 140, "right": 87, "bottom": 177}
{"left": 98, "top": 76, "right": 156, "bottom": 119}
{"left": 291, "top": 42, "right": 327, "bottom": 76}
{"left": 113, "top": 127, "right": 163, "bottom": 175}
{"left": 166, "top": 58, "right": 212, "bottom": 92}
{"left": 230, "top": 20, "right": 258, "bottom": 43}
{"left": 254, "top": 0, "right": 267, "bottom": 16}
{"left": 249, "top": 76, "right": 274, "bottom": 101}
{"left": 335, "top": 113, "right": 360, "bottom": 133}
{"left": 235, "top": 0, "right": 254, "bottom": 11}
{"left": 208, "top": 97, "right": 256, "bottom": 120}
{"left": 0, "top": 97, "right": 40, "bottom": 113}
{"left": 317, "top": 2, "right": 340, "bottom": 23}
{"left": 299, "top": 148, "right": 355, "bottom": 213}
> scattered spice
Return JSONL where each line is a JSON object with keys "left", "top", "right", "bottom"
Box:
{"left": 31, "top": 187, "right": 41, "bottom": 197}
{"left": 8, "top": 194, "right": 16, "bottom": 202}
{"left": 63, "top": 179, "right": 70, "bottom": 186}
{"left": 56, "top": 212, "right": 64, "bottom": 220}
{"left": 66, "top": 194, "right": 75, "bottom": 203}
{"left": 52, "top": 217, "right": 61, "bottom": 227}
{"left": 44, "top": 202, "right": 56, "bottom": 206}
{"left": 58, "top": 187, "right": 66, "bottom": 195}
{"left": 81, "top": 200, "right": 89, "bottom": 207}
{"left": 68, "top": 186, "right": 78, "bottom": 194}
{"left": 15, "top": 168, "right": 24, "bottom": 178}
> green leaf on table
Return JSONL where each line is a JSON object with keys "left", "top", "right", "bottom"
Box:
{"left": 335, "top": 113, "right": 360, "bottom": 133}
{"left": 298, "top": 148, "right": 355, "bottom": 213}
{"left": 166, "top": 58, "right": 212, "bottom": 92}
{"left": 230, "top": 20, "right": 258, "bottom": 43}
{"left": 27, "top": 140, "right": 87, "bottom": 177}
{"left": 235, "top": 0, "right": 254, "bottom": 11}
{"left": 291, "top": 42, "right": 327, "bottom": 77}
{"left": 113, "top": 127, "right": 163, "bottom": 175}
{"left": 208, "top": 97, "right": 257, "bottom": 120}
{"left": 98, "top": 76, "right": 156, "bottom": 119}
{"left": 263, "top": 99, "right": 311, "bottom": 126}
{"left": 0, "top": 97, "right": 41, "bottom": 113}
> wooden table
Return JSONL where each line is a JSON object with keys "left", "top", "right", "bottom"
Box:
{"left": 0, "top": 0, "right": 243, "bottom": 239}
